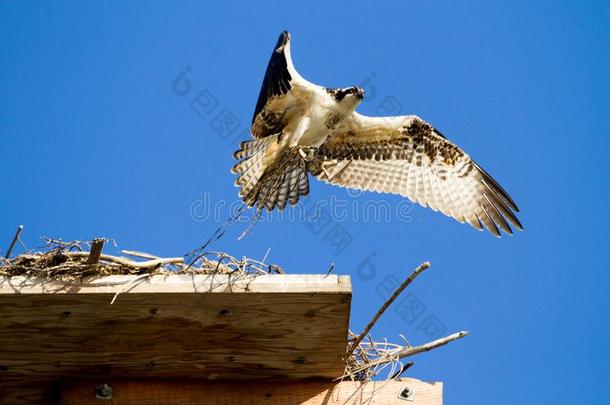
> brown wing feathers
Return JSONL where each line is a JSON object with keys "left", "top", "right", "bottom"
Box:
{"left": 232, "top": 31, "right": 522, "bottom": 237}
{"left": 251, "top": 31, "right": 292, "bottom": 139}
{"left": 315, "top": 116, "right": 522, "bottom": 236}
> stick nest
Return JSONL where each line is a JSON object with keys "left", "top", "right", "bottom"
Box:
{"left": 1, "top": 236, "right": 467, "bottom": 383}
{"left": 0, "top": 237, "right": 283, "bottom": 280}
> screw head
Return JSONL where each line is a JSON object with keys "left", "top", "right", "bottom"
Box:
{"left": 94, "top": 383, "right": 113, "bottom": 400}
{"left": 398, "top": 386, "right": 413, "bottom": 400}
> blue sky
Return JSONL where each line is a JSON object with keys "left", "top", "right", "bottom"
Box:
{"left": 1, "top": 1, "right": 609, "bottom": 403}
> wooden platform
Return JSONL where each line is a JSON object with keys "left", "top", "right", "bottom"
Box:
{"left": 61, "top": 378, "right": 443, "bottom": 404}
{"left": 0, "top": 274, "right": 351, "bottom": 404}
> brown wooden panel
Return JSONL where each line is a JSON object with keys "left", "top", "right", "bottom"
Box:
{"left": 59, "top": 378, "right": 442, "bottom": 405}
{"left": 0, "top": 275, "right": 351, "bottom": 404}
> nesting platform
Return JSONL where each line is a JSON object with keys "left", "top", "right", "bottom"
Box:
{"left": 0, "top": 274, "right": 442, "bottom": 404}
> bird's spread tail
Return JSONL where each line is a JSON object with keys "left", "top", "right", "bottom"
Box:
{"left": 232, "top": 137, "right": 309, "bottom": 211}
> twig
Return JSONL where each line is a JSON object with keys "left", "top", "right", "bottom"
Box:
{"left": 394, "top": 331, "right": 468, "bottom": 358}
{"left": 120, "top": 250, "right": 160, "bottom": 260}
{"left": 110, "top": 274, "right": 151, "bottom": 304}
{"left": 66, "top": 251, "right": 183, "bottom": 269}
{"left": 41, "top": 237, "right": 84, "bottom": 252}
{"left": 325, "top": 262, "right": 335, "bottom": 277}
{"left": 347, "top": 261, "right": 430, "bottom": 356}
{"left": 186, "top": 204, "right": 246, "bottom": 269}
{"left": 86, "top": 239, "right": 105, "bottom": 265}
{"left": 390, "top": 361, "right": 414, "bottom": 380}
{"left": 5, "top": 225, "right": 23, "bottom": 259}
{"left": 260, "top": 248, "right": 271, "bottom": 264}
{"left": 347, "top": 331, "right": 468, "bottom": 377}
{"left": 237, "top": 207, "right": 262, "bottom": 240}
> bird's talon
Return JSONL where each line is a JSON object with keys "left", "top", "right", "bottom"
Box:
{"left": 299, "top": 147, "right": 318, "bottom": 162}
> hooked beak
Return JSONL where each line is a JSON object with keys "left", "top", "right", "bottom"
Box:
{"left": 355, "top": 87, "right": 365, "bottom": 100}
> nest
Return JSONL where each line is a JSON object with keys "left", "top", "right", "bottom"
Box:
{"left": 344, "top": 332, "right": 415, "bottom": 381}
{"left": 1, "top": 235, "right": 467, "bottom": 383}
{"left": 0, "top": 237, "right": 283, "bottom": 280}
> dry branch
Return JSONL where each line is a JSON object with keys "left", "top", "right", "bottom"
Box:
{"left": 347, "top": 261, "right": 430, "bottom": 357}
{"left": 67, "top": 251, "right": 184, "bottom": 269}
{"left": 343, "top": 329, "right": 468, "bottom": 381}
{"left": 395, "top": 331, "right": 468, "bottom": 358}
{"left": 120, "top": 250, "right": 160, "bottom": 260}
{"left": 349, "top": 331, "right": 468, "bottom": 377}
{"left": 5, "top": 225, "right": 23, "bottom": 259}
{"left": 342, "top": 261, "right": 468, "bottom": 382}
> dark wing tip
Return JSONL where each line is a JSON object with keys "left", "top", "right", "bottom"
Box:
{"left": 274, "top": 31, "right": 291, "bottom": 52}
{"left": 473, "top": 161, "right": 519, "bottom": 212}
{"left": 468, "top": 160, "right": 523, "bottom": 236}
{"left": 252, "top": 31, "right": 294, "bottom": 128}
{"left": 280, "top": 30, "right": 290, "bottom": 42}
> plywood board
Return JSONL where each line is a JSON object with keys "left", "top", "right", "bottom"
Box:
{"left": 60, "top": 378, "right": 442, "bottom": 405}
{"left": 0, "top": 274, "right": 351, "bottom": 404}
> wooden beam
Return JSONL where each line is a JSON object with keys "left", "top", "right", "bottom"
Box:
{"left": 60, "top": 378, "right": 442, "bottom": 405}
{"left": 0, "top": 274, "right": 352, "bottom": 294}
{"left": 0, "top": 275, "right": 351, "bottom": 404}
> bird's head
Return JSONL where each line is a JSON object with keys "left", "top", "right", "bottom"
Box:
{"left": 329, "top": 86, "right": 365, "bottom": 110}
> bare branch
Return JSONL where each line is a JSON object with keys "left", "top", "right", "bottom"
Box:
{"left": 120, "top": 250, "right": 160, "bottom": 260}
{"left": 347, "top": 330, "right": 468, "bottom": 377}
{"left": 5, "top": 225, "right": 23, "bottom": 259}
{"left": 66, "top": 251, "right": 184, "bottom": 269}
{"left": 395, "top": 331, "right": 469, "bottom": 359}
{"left": 347, "top": 261, "right": 430, "bottom": 356}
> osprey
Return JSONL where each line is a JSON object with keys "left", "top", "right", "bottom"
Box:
{"left": 232, "top": 31, "right": 522, "bottom": 237}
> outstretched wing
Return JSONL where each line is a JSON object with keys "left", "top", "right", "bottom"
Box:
{"left": 313, "top": 112, "right": 522, "bottom": 236}
{"left": 251, "top": 31, "right": 315, "bottom": 139}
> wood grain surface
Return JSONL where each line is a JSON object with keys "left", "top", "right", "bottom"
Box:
{"left": 0, "top": 274, "right": 351, "bottom": 404}
{"left": 60, "top": 378, "right": 442, "bottom": 405}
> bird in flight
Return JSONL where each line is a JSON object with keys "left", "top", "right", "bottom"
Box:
{"left": 232, "top": 31, "right": 522, "bottom": 236}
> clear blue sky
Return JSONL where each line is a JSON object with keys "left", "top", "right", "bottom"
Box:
{"left": 1, "top": 1, "right": 609, "bottom": 403}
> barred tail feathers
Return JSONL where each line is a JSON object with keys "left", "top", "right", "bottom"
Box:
{"left": 232, "top": 138, "right": 309, "bottom": 210}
